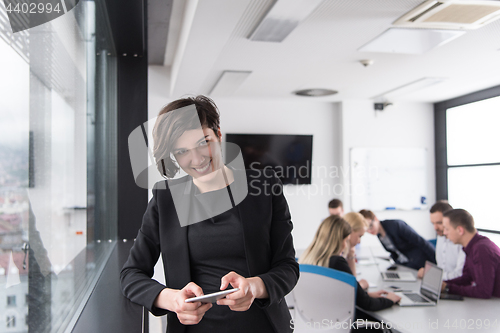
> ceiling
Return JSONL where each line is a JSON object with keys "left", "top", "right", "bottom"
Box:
{"left": 150, "top": 0, "right": 500, "bottom": 103}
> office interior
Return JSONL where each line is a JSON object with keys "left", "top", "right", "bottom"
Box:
{"left": 0, "top": 0, "right": 499, "bottom": 332}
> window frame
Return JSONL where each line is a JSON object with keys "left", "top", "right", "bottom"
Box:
{"left": 434, "top": 84, "right": 500, "bottom": 235}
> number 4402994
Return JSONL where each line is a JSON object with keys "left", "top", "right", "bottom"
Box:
{"left": 6, "top": 2, "right": 61, "bottom": 14}
{"left": 444, "top": 319, "right": 498, "bottom": 330}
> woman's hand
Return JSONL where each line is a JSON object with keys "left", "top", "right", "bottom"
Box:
{"left": 384, "top": 292, "right": 401, "bottom": 304}
{"left": 154, "top": 282, "right": 212, "bottom": 325}
{"left": 358, "top": 278, "right": 369, "bottom": 290}
{"left": 368, "top": 290, "right": 388, "bottom": 298}
{"left": 369, "top": 290, "right": 401, "bottom": 303}
{"left": 347, "top": 245, "right": 356, "bottom": 257}
{"left": 216, "top": 271, "right": 268, "bottom": 311}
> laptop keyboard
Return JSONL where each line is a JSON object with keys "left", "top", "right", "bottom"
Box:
{"left": 404, "top": 293, "right": 430, "bottom": 303}
{"left": 385, "top": 272, "right": 400, "bottom": 279}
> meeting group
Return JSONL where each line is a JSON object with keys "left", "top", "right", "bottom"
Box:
{"left": 298, "top": 198, "right": 500, "bottom": 317}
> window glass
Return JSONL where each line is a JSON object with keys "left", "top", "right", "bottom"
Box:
{"left": 0, "top": 1, "right": 116, "bottom": 332}
{"left": 448, "top": 165, "right": 500, "bottom": 232}
{"left": 446, "top": 96, "right": 500, "bottom": 166}
{"left": 0, "top": 15, "right": 30, "bottom": 332}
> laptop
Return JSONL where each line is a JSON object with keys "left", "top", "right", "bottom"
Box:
{"left": 396, "top": 261, "right": 443, "bottom": 307}
{"left": 381, "top": 269, "right": 417, "bottom": 282}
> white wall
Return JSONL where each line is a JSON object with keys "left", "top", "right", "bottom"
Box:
{"left": 148, "top": 66, "right": 437, "bottom": 252}
{"left": 340, "top": 100, "right": 436, "bottom": 246}
{"left": 217, "top": 99, "right": 341, "bottom": 251}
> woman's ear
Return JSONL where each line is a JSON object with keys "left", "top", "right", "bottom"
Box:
{"left": 217, "top": 128, "right": 222, "bottom": 140}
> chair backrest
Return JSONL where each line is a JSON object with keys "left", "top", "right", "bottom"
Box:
{"left": 292, "top": 264, "right": 357, "bottom": 332}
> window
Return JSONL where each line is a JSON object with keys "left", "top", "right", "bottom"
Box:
{"left": 435, "top": 89, "right": 500, "bottom": 234}
{"left": 0, "top": 1, "right": 117, "bottom": 332}
{"left": 7, "top": 295, "right": 16, "bottom": 307}
{"left": 6, "top": 315, "right": 16, "bottom": 328}
{"left": 446, "top": 97, "right": 500, "bottom": 166}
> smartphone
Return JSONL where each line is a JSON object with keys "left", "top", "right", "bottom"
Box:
{"left": 185, "top": 288, "right": 239, "bottom": 304}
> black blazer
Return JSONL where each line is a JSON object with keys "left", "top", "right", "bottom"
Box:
{"left": 380, "top": 220, "right": 436, "bottom": 270}
{"left": 328, "top": 256, "right": 394, "bottom": 312}
{"left": 120, "top": 169, "right": 299, "bottom": 333}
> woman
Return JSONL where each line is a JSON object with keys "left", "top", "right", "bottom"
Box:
{"left": 299, "top": 215, "right": 400, "bottom": 311}
{"left": 343, "top": 212, "right": 369, "bottom": 290}
{"left": 359, "top": 209, "right": 436, "bottom": 270}
{"left": 120, "top": 96, "right": 299, "bottom": 333}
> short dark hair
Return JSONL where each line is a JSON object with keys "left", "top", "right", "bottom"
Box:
{"left": 328, "top": 199, "right": 343, "bottom": 209}
{"left": 359, "top": 209, "right": 376, "bottom": 220}
{"left": 152, "top": 96, "right": 220, "bottom": 178}
{"left": 430, "top": 200, "right": 453, "bottom": 214}
{"left": 443, "top": 209, "right": 475, "bottom": 233}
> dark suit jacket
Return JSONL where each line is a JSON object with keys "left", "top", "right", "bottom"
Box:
{"left": 120, "top": 169, "right": 299, "bottom": 333}
{"left": 328, "top": 256, "right": 394, "bottom": 312}
{"left": 380, "top": 220, "right": 436, "bottom": 270}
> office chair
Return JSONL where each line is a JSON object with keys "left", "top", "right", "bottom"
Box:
{"left": 292, "top": 264, "right": 390, "bottom": 332}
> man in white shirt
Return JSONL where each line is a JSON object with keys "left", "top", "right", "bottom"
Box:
{"left": 417, "top": 201, "right": 465, "bottom": 279}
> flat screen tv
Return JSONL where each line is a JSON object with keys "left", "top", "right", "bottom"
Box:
{"left": 225, "top": 134, "right": 313, "bottom": 185}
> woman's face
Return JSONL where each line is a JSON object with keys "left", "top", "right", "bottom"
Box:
{"left": 172, "top": 127, "right": 222, "bottom": 179}
{"left": 349, "top": 229, "right": 366, "bottom": 247}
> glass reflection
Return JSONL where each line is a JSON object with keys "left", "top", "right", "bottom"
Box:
{"left": 0, "top": 1, "right": 116, "bottom": 332}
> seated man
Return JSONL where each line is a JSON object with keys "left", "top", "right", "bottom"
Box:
{"left": 328, "top": 198, "right": 344, "bottom": 216}
{"left": 442, "top": 209, "right": 500, "bottom": 299}
{"left": 359, "top": 209, "right": 436, "bottom": 270}
{"left": 418, "top": 201, "right": 465, "bottom": 279}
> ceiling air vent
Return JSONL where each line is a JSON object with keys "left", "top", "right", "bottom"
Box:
{"left": 393, "top": 0, "right": 500, "bottom": 30}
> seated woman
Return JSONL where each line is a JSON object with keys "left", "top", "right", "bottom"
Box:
{"left": 359, "top": 209, "right": 436, "bottom": 270}
{"left": 343, "top": 212, "right": 370, "bottom": 290}
{"left": 299, "top": 215, "right": 400, "bottom": 311}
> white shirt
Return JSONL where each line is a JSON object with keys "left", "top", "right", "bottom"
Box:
{"left": 436, "top": 235, "right": 466, "bottom": 280}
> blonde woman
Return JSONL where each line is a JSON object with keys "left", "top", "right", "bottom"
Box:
{"left": 300, "top": 216, "right": 400, "bottom": 311}
{"left": 343, "top": 212, "right": 369, "bottom": 289}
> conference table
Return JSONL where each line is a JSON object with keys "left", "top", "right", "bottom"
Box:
{"left": 355, "top": 246, "right": 500, "bottom": 333}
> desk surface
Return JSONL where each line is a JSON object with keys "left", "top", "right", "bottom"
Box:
{"left": 355, "top": 247, "right": 500, "bottom": 333}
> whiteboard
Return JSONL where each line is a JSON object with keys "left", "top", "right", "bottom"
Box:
{"left": 350, "top": 148, "right": 428, "bottom": 211}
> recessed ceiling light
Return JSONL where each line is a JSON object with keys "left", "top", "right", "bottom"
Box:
{"left": 294, "top": 89, "right": 338, "bottom": 97}
{"left": 209, "top": 71, "right": 252, "bottom": 97}
{"left": 374, "top": 77, "right": 447, "bottom": 99}
{"left": 358, "top": 28, "right": 465, "bottom": 54}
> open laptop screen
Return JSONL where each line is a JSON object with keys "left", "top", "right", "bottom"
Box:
{"left": 421, "top": 261, "right": 443, "bottom": 302}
